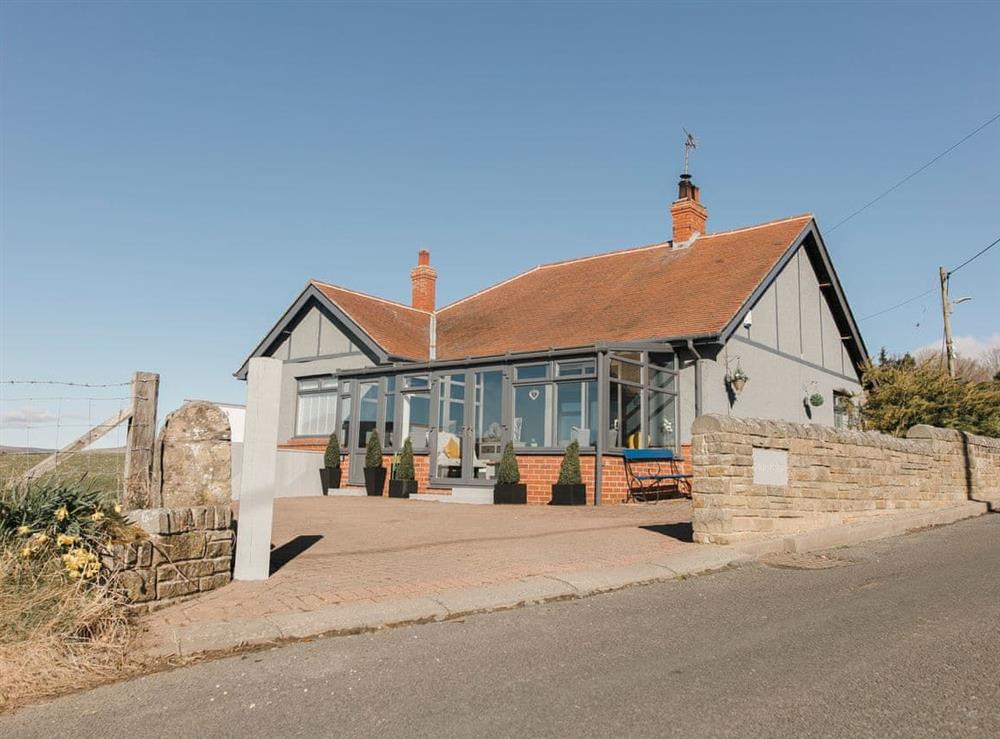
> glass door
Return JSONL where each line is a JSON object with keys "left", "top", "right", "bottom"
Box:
{"left": 471, "top": 370, "right": 504, "bottom": 481}
{"left": 349, "top": 380, "right": 379, "bottom": 485}
{"left": 433, "top": 373, "right": 466, "bottom": 480}
{"left": 430, "top": 368, "right": 505, "bottom": 484}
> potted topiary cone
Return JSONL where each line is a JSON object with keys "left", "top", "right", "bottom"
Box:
{"left": 493, "top": 441, "right": 527, "bottom": 504}
{"left": 363, "top": 431, "right": 386, "bottom": 496}
{"left": 319, "top": 432, "right": 342, "bottom": 494}
{"left": 550, "top": 440, "right": 586, "bottom": 505}
{"left": 388, "top": 438, "right": 418, "bottom": 498}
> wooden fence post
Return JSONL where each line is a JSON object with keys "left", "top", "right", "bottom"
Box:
{"left": 123, "top": 371, "right": 159, "bottom": 510}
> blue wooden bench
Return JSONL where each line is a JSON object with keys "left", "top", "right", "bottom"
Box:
{"left": 622, "top": 449, "right": 692, "bottom": 502}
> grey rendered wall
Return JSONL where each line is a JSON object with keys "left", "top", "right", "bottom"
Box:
{"left": 743, "top": 247, "right": 852, "bottom": 375}
{"left": 702, "top": 337, "right": 861, "bottom": 427}
{"left": 243, "top": 303, "right": 379, "bottom": 497}
{"left": 676, "top": 245, "right": 862, "bottom": 441}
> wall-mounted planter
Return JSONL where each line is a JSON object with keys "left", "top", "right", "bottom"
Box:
{"left": 363, "top": 467, "right": 386, "bottom": 496}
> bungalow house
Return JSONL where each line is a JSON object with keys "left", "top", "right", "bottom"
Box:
{"left": 236, "top": 174, "right": 868, "bottom": 504}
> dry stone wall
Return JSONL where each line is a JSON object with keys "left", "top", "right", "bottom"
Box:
{"left": 691, "top": 415, "right": 1000, "bottom": 544}
{"left": 108, "top": 505, "right": 234, "bottom": 609}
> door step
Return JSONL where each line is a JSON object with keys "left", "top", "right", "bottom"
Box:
{"left": 327, "top": 488, "right": 367, "bottom": 497}
{"left": 411, "top": 487, "right": 494, "bottom": 505}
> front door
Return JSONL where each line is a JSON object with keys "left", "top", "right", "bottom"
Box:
{"left": 432, "top": 372, "right": 467, "bottom": 481}
{"left": 430, "top": 369, "right": 505, "bottom": 485}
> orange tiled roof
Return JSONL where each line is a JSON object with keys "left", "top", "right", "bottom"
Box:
{"left": 311, "top": 214, "right": 813, "bottom": 362}
{"left": 311, "top": 281, "right": 431, "bottom": 360}
{"left": 434, "top": 214, "right": 813, "bottom": 360}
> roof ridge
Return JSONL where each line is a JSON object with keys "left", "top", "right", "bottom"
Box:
{"left": 310, "top": 279, "right": 432, "bottom": 315}
{"left": 701, "top": 213, "right": 814, "bottom": 240}
{"left": 436, "top": 267, "right": 544, "bottom": 313}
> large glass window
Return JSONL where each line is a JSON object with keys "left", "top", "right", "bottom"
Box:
{"left": 338, "top": 387, "right": 352, "bottom": 447}
{"left": 608, "top": 351, "right": 678, "bottom": 449}
{"left": 400, "top": 376, "right": 430, "bottom": 451}
{"left": 647, "top": 391, "right": 676, "bottom": 448}
{"left": 435, "top": 373, "right": 466, "bottom": 478}
{"left": 556, "top": 380, "right": 597, "bottom": 447}
{"left": 295, "top": 377, "right": 338, "bottom": 436}
{"left": 473, "top": 371, "right": 504, "bottom": 479}
{"left": 383, "top": 377, "right": 396, "bottom": 447}
{"left": 356, "top": 381, "right": 379, "bottom": 447}
{"left": 513, "top": 383, "right": 549, "bottom": 448}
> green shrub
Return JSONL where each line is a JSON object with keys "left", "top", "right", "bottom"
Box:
{"left": 323, "top": 433, "right": 341, "bottom": 469}
{"left": 556, "top": 440, "right": 582, "bottom": 485}
{"left": 364, "top": 431, "right": 383, "bottom": 469}
{"left": 0, "top": 479, "right": 135, "bottom": 581}
{"left": 861, "top": 358, "right": 1000, "bottom": 437}
{"left": 495, "top": 442, "right": 520, "bottom": 485}
{"left": 393, "top": 438, "right": 415, "bottom": 481}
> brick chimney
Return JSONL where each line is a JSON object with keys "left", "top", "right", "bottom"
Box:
{"left": 410, "top": 249, "right": 437, "bottom": 312}
{"left": 671, "top": 174, "right": 708, "bottom": 244}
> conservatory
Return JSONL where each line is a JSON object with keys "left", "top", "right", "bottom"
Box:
{"left": 293, "top": 346, "right": 680, "bottom": 500}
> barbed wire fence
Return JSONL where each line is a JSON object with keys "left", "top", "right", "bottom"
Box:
{"left": 0, "top": 372, "right": 160, "bottom": 508}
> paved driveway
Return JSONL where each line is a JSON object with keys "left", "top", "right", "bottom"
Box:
{"left": 143, "top": 496, "right": 693, "bottom": 634}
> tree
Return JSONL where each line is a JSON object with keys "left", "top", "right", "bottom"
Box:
{"left": 495, "top": 442, "right": 520, "bottom": 485}
{"left": 364, "top": 431, "right": 383, "bottom": 469}
{"left": 393, "top": 438, "right": 415, "bottom": 481}
{"left": 323, "top": 433, "right": 341, "bottom": 469}
{"left": 556, "top": 440, "right": 582, "bottom": 485}
{"left": 860, "top": 360, "right": 1000, "bottom": 437}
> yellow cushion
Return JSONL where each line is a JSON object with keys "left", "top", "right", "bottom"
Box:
{"left": 445, "top": 437, "right": 461, "bottom": 459}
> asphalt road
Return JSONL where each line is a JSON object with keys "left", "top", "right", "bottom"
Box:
{"left": 4, "top": 515, "right": 999, "bottom": 738}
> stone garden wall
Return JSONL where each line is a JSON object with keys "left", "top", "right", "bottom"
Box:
{"left": 691, "top": 415, "right": 1000, "bottom": 544}
{"left": 108, "top": 505, "right": 234, "bottom": 609}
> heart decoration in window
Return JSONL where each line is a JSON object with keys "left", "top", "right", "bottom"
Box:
{"left": 528, "top": 389, "right": 540, "bottom": 401}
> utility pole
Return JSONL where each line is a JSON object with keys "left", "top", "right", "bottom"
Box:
{"left": 939, "top": 266, "right": 956, "bottom": 378}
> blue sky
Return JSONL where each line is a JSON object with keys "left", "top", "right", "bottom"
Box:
{"left": 2, "top": 1, "right": 998, "bottom": 449}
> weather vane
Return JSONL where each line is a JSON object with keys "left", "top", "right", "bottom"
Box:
{"left": 682, "top": 128, "right": 698, "bottom": 175}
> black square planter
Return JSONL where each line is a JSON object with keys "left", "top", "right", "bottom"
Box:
{"left": 493, "top": 483, "right": 527, "bottom": 505}
{"left": 388, "top": 479, "right": 418, "bottom": 498}
{"left": 550, "top": 483, "right": 586, "bottom": 505}
{"left": 364, "top": 467, "right": 387, "bottom": 496}
{"left": 319, "top": 467, "right": 342, "bottom": 495}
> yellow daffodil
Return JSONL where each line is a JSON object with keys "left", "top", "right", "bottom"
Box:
{"left": 31, "top": 532, "right": 48, "bottom": 544}
{"left": 113, "top": 503, "right": 122, "bottom": 514}
{"left": 16, "top": 525, "right": 30, "bottom": 535}
{"left": 57, "top": 533, "right": 76, "bottom": 547}
{"left": 20, "top": 546, "right": 32, "bottom": 558}
{"left": 55, "top": 506, "right": 69, "bottom": 521}
{"left": 90, "top": 511, "right": 105, "bottom": 522}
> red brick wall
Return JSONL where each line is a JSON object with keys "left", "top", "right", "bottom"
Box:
{"left": 278, "top": 439, "right": 690, "bottom": 504}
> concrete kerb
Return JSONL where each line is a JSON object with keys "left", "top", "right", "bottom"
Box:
{"left": 775, "top": 501, "right": 988, "bottom": 554}
{"left": 142, "top": 502, "right": 988, "bottom": 660}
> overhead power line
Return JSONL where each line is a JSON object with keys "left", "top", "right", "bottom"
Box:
{"left": 858, "top": 234, "right": 1000, "bottom": 322}
{"left": 830, "top": 111, "right": 1000, "bottom": 232}
{"left": 948, "top": 235, "right": 1000, "bottom": 276}
{"left": 858, "top": 288, "right": 935, "bottom": 322}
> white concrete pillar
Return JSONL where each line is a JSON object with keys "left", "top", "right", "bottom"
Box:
{"left": 234, "top": 357, "right": 282, "bottom": 581}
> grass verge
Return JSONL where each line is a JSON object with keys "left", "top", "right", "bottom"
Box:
{"left": 0, "top": 546, "right": 140, "bottom": 713}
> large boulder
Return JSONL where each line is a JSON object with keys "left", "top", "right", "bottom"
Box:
{"left": 157, "top": 401, "right": 231, "bottom": 507}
